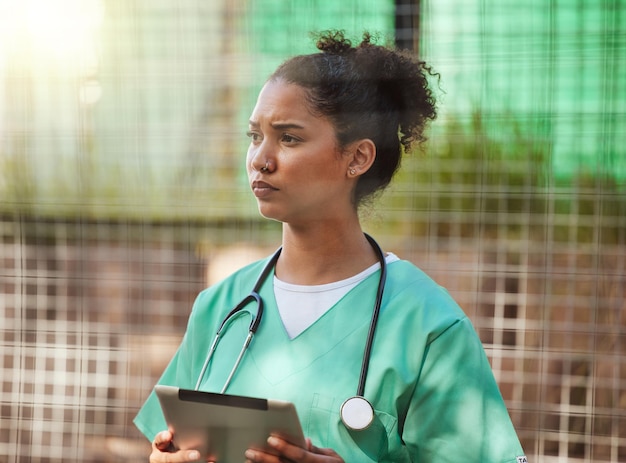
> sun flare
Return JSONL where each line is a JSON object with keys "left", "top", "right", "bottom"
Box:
{"left": 0, "top": 0, "right": 104, "bottom": 72}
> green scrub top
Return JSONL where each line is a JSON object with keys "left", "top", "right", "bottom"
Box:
{"left": 134, "top": 257, "right": 526, "bottom": 462}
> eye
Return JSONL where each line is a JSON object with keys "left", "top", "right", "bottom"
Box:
{"left": 281, "top": 133, "right": 300, "bottom": 144}
{"left": 246, "top": 130, "right": 262, "bottom": 143}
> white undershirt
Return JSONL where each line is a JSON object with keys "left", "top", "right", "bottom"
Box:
{"left": 274, "top": 253, "right": 399, "bottom": 338}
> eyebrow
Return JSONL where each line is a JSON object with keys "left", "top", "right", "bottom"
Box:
{"left": 248, "top": 120, "right": 305, "bottom": 131}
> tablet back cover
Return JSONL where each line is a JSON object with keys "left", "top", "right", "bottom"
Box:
{"left": 155, "top": 385, "right": 305, "bottom": 462}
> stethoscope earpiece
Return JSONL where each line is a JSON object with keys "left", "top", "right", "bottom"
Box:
{"left": 340, "top": 396, "right": 374, "bottom": 431}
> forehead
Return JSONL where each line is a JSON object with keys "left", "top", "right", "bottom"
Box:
{"left": 249, "top": 80, "right": 316, "bottom": 123}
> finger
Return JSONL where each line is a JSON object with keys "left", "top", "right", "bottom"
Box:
{"left": 243, "top": 448, "right": 278, "bottom": 463}
{"left": 266, "top": 436, "right": 308, "bottom": 462}
{"left": 151, "top": 431, "right": 202, "bottom": 463}
{"left": 311, "top": 446, "right": 340, "bottom": 458}
{"left": 150, "top": 448, "right": 201, "bottom": 463}
{"left": 300, "top": 439, "right": 342, "bottom": 459}
{"left": 153, "top": 430, "right": 174, "bottom": 451}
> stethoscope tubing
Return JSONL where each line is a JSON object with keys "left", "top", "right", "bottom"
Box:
{"left": 356, "top": 234, "right": 387, "bottom": 397}
{"left": 194, "top": 250, "right": 281, "bottom": 391}
{"left": 194, "top": 234, "right": 387, "bottom": 427}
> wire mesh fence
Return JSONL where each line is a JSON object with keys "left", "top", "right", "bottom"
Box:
{"left": 1, "top": 1, "right": 624, "bottom": 462}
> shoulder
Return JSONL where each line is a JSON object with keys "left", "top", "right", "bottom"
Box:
{"left": 382, "top": 259, "right": 469, "bottom": 343}
{"left": 384, "top": 259, "right": 461, "bottom": 308}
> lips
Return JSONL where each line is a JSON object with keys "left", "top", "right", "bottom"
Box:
{"left": 251, "top": 179, "right": 278, "bottom": 198}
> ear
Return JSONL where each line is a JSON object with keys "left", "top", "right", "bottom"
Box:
{"left": 346, "top": 139, "right": 376, "bottom": 177}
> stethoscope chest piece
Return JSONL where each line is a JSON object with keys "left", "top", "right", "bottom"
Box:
{"left": 340, "top": 396, "right": 374, "bottom": 431}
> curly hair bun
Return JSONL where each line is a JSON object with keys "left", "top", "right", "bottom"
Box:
{"left": 315, "top": 30, "right": 349, "bottom": 53}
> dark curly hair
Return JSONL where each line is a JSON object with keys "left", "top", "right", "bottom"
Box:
{"left": 269, "top": 30, "right": 438, "bottom": 206}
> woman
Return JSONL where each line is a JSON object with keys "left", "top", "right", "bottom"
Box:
{"left": 135, "top": 31, "right": 526, "bottom": 462}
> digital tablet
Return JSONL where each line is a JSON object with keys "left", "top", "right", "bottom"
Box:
{"left": 154, "top": 385, "right": 305, "bottom": 462}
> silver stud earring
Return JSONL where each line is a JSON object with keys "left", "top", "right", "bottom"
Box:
{"left": 349, "top": 168, "right": 356, "bottom": 175}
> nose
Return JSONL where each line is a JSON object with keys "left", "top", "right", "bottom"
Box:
{"left": 248, "top": 142, "right": 275, "bottom": 173}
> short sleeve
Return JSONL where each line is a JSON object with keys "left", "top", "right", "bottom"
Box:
{"left": 133, "top": 303, "right": 201, "bottom": 442}
{"left": 402, "top": 317, "right": 525, "bottom": 462}
{"left": 133, "top": 347, "right": 182, "bottom": 441}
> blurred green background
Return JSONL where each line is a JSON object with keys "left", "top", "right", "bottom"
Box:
{"left": 2, "top": 0, "right": 623, "bottom": 220}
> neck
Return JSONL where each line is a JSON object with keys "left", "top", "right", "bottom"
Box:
{"left": 276, "top": 220, "right": 379, "bottom": 285}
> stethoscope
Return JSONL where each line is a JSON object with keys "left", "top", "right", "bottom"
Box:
{"left": 194, "top": 233, "right": 387, "bottom": 431}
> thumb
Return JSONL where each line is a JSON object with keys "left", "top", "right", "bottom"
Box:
{"left": 153, "top": 430, "right": 174, "bottom": 451}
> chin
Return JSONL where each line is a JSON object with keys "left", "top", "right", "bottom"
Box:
{"left": 257, "top": 205, "right": 284, "bottom": 223}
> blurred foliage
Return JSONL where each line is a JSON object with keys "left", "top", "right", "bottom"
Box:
{"left": 374, "top": 111, "right": 625, "bottom": 246}
{"left": 0, "top": 134, "right": 36, "bottom": 215}
{"left": 1, "top": 110, "right": 624, "bottom": 250}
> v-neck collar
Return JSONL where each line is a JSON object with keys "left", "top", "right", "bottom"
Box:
{"left": 246, "top": 269, "right": 380, "bottom": 385}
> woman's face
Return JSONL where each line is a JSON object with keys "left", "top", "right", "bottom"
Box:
{"left": 246, "top": 79, "right": 355, "bottom": 225}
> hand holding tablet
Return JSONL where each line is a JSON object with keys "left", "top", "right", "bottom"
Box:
{"left": 154, "top": 385, "right": 305, "bottom": 462}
